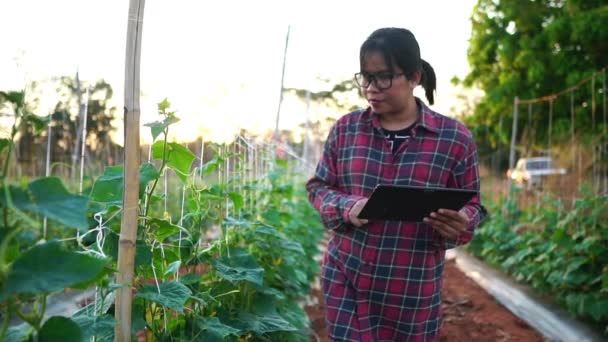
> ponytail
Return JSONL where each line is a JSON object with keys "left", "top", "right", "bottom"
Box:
{"left": 421, "top": 59, "right": 436, "bottom": 105}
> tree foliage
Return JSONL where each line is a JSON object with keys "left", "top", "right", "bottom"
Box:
{"left": 458, "top": 0, "right": 607, "bottom": 158}
{"left": 2, "top": 76, "right": 121, "bottom": 176}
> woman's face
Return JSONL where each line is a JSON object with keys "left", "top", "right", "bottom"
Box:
{"left": 359, "top": 51, "right": 417, "bottom": 116}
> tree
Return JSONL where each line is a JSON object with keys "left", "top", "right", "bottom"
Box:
{"left": 457, "top": 0, "right": 607, "bottom": 157}
{"left": 3, "top": 76, "right": 120, "bottom": 177}
{"left": 284, "top": 78, "right": 364, "bottom": 152}
{"left": 50, "top": 76, "right": 118, "bottom": 163}
{"left": 285, "top": 79, "right": 361, "bottom": 114}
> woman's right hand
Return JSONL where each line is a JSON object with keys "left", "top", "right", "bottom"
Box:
{"left": 348, "top": 198, "right": 369, "bottom": 227}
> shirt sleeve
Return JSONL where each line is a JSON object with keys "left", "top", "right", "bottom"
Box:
{"left": 306, "top": 122, "right": 365, "bottom": 231}
{"left": 436, "top": 137, "right": 488, "bottom": 250}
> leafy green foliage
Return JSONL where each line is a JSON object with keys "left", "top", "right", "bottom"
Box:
{"left": 136, "top": 281, "right": 192, "bottom": 313}
{"left": 212, "top": 248, "right": 265, "bottom": 286}
{"left": 145, "top": 116, "right": 180, "bottom": 141}
{"left": 38, "top": 316, "right": 83, "bottom": 342}
{"left": 1, "top": 98, "right": 326, "bottom": 342}
{"left": 2, "top": 177, "right": 89, "bottom": 231}
{"left": 89, "top": 163, "right": 159, "bottom": 204}
{"left": 2, "top": 241, "right": 109, "bottom": 297}
{"left": 72, "top": 314, "right": 115, "bottom": 342}
{"left": 468, "top": 187, "right": 608, "bottom": 333}
{"left": 4, "top": 323, "right": 31, "bottom": 342}
{"left": 458, "top": 0, "right": 608, "bottom": 160}
{"left": 194, "top": 316, "right": 240, "bottom": 341}
{"left": 152, "top": 141, "right": 196, "bottom": 183}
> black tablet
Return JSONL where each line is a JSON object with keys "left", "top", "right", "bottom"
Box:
{"left": 357, "top": 184, "right": 478, "bottom": 222}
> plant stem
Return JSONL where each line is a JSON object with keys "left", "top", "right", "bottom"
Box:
{"left": 0, "top": 102, "right": 21, "bottom": 180}
{"left": 2, "top": 206, "right": 9, "bottom": 231}
{"left": 38, "top": 294, "right": 47, "bottom": 323}
{"left": 0, "top": 301, "right": 13, "bottom": 340}
{"left": 15, "top": 309, "right": 39, "bottom": 331}
{"left": 0, "top": 227, "right": 22, "bottom": 278}
{"left": 143, "top": 128, "right": 169, "bottom": 219}
{"left": 1, "top": 142, "right": 13, "bottom": 181}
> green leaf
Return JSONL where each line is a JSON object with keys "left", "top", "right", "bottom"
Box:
{"left": 152, "top": 141, "right": 196, "bottom": 183}
{"left": 147, "top": 218, "right": 181, "bottom": 241}
{"left": 89, "top": 166, "right": 123, "bottom": 203}
{"left": 0, "top": 138, "right": 10, "bottom": 155}
{"left": 90, "top": 164, "right": 159, "bottom": 204}
{"left": 211, "top": 248, "right": 264, "bottom": 286}
{"left": 3, "top": 241, "right": 109, "bottom": 297}
{"left": 72, "top": 314, "right": 115, "bottom": 341}
{"left": 253, "top": 284, "right": 286, "bottom": 301}
{"left": 223, "top": 216, "right": 253, "bottom": 228}
{"left": 136, "top": 281, "right": 192, "bottom": 313}
{"left": 179, "top": 273, "right": 204, "bottom": 285}
{"left": 165, "top": 260, "right": 182, "bottom": 276}
{"left": 201, "top": 159, "right": 219, "bottom": 174}
{"left": 195, "top": 317, "right": 240, "bottom": 342}
{"left": 26, "top": 178, "right": 89, "bottom": 230}
{"left": 587, "top": 299, "right": 608, "bottom": 321}
{"left": 4, "top": 323, "right": 31, "bottom": 342}
{"left": 2, "top": 177, "right": 89, "bottom": 231}
{"left": 39, "top": 316, "right": 83, "bottom": 342}
{"left": 228, "top": 192, "right": 244, "bottom": 212}
{"left": 190, "top": 290, "right": 215, "bottom": 306}
{"left": 565, "top": 257, "right": 587, "bottom": 274}
{"left": 275, "top": 158, "right": 288, "bottom": 169}
{"left": 278, "top": 300, "right": 309, "bottom": 331}
{"left": 144, "top": 116, "right": 181, "bottom": 141}
{"left": 73, "top": 292, "right": 115, "bottom": 318}
{"left": 235, "top": 311, "right": 297, "bottom": 334}
{"left": 135, "top": 240, "right": 152, "bottom": 267}
{"left": 139, "top": 163, "right": 160, "bottom": 194}
{"left": 24, "top": 114, "right": 50, "bottom": 134}
{"left": 252, "top": 225, "right": 305, "bottom": 255}
{"left": 158, "top": 98, "right": 171, "bottom": 112}
{"left": 131, "top": 301, "right": 147, "bottom": 335}
{"left": 1, "top": 91, "right": 24, "bottom": 106}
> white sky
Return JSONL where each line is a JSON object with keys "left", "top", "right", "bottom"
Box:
{"left": 0, "top": 0, "right": 478, "bottom": 144}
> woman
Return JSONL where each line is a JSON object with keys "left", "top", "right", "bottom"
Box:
{"left": 306, "top": 27, "right": 486, "bottom": 341}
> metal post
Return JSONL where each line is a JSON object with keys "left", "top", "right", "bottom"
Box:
{"left": 273, "top": 25, "right": 291, "bottom": 140}
{"left": 79, "top": 88, "right": 89, "bottom": 194}
{"left": 43, "top": 120, "right": 52, "bottom": 239}
{"left": 570, "top": 92, "right": 575, "bottom": 179}
{"left": 508, "top": 97, "right": 519, "bottom": 190}
{"left": 548, "top": 99, "right": 553, "bottom": 155}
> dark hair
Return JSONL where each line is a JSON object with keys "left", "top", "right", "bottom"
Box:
{"left": 360, "top": 27, "right": 437, "bottom": 105}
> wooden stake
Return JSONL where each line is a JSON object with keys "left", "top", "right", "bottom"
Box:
{"left": 116, "top": 0, "right": 145, "bottom": 341}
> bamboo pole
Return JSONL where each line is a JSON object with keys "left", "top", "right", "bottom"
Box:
{"left": 116, "top": 0, "right": 145, "bottom": 341}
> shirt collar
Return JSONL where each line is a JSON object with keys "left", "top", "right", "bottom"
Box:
{"left": 363, "top": 97, "right": 440, "bottom": 135}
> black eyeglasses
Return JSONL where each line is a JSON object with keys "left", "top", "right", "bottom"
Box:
{"left": 354, "top": 72, "right": 405, "bottom": 91}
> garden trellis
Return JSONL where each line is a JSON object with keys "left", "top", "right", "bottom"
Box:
{"left": 480, "top": 66, "right": 607, "bottom": 206}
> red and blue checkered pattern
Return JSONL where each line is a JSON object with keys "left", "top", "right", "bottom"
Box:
{"left": 306, "top": 99, "right": 485, "bottom": 341}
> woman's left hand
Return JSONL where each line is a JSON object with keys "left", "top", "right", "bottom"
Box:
{"left": 423, "top": 209, "right": 470, "bottom": 240}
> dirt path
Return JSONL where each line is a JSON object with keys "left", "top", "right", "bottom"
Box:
{"left": 306, "top": 260, "right": 546, "bottom": 341}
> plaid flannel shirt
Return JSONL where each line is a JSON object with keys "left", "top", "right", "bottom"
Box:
{"left": 306, "top": 99, "right": 485, "bottom": 341}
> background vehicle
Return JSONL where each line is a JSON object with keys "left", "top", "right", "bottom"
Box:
{"left": 507, "top": 157, "right": 567, "bottom": 190}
